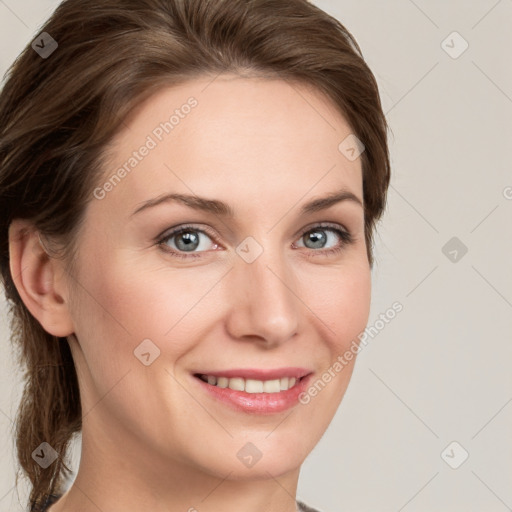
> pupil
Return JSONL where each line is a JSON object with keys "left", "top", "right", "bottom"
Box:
{"left": 176, "top": 231, "right": 199, "bottom": 251}
{"left": 306, "top": 230, "right": 326, "bottom": 249}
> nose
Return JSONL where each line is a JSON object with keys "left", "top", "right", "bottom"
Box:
{"left": 225, "top": 245, "right": 300, "bottom": 348}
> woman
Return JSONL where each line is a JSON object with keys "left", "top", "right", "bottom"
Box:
{"left": 0, "top": 0, "right": 390, "bottom": 511}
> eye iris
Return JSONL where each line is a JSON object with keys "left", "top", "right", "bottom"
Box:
{"left": 305, "top": 229, "right": 327, "bottom": 249}
{"left": 175, "top": 230, "right": 200, "bottom": 251}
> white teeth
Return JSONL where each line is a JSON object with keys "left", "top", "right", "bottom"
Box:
{"left": 217, "top": 377, "right": 229, "bottom": 388}
{"left": 198, "top": 374, "right": 300, "bottom": 393}
{"left": 263, "top": 379, "right": 281, "bottom": 393}
{"left": 229, "top": 377, "right": 245, "bottom": 391}
{"left": 245, "top": 379, "right": 263, "bottom": 393}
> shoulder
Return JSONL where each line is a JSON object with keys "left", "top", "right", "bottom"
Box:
{"left": 297, "top": 499, "right": 324, "bottom": 512}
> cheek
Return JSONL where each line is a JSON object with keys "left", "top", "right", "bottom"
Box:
{"left": 307, "top": 262, "right": 371, "bottom": 351}
{"left": 289, "top": 264, "right": 370, "bottom": 445}
{"left": 339, "top": 269, "right": 371, "bottom": 339}
{"left": 72, "top": 252, "right": 222, "bottom": 360}
{"left": 71, "top": 233, "right": 371, "bottom": 367}
{"left": 77, "top": 254, "right": 371, "bottom": 351}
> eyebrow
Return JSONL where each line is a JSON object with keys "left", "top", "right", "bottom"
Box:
{"left": 130, "top": 188, "right": 363, "bottom": 218}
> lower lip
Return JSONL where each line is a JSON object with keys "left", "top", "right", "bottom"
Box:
{"left": 193, "top": 374, "right": 313, "bottom": 414}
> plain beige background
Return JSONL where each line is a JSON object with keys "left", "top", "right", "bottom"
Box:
{"left": 0, "top": 1, "right": 511, "bottom": 511}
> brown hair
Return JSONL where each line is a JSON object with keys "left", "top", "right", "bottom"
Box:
{"left": 0, "top": 0, "right": 390, "bottom": 509}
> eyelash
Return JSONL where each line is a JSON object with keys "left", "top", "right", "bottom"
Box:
{"left": 156, "top": 223, "right": 354, "bottom": 260}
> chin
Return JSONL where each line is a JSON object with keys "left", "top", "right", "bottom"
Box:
{"left": 189, "top": 435, "right": 309, "bottom": 481}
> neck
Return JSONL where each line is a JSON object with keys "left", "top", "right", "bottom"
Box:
{"left": 50, "top": 419, "right": 302, "bottom": 512}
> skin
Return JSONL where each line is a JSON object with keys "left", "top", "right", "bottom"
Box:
{"left": 9, "top": 74, "right": 371, "bottom": 512}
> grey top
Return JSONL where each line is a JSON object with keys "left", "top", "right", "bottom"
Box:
{"left": 37, "top": 495, "right": 322, "bottom": 512}
{"left": 297, "top": 499, "right": 322, "bottom": 512}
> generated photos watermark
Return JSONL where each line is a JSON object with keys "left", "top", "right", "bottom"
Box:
{"left": 93, "top": 97, "right": 198, "bottom": 200}
{"left": 298, "top": 301, "right": 403, "bottom": 404}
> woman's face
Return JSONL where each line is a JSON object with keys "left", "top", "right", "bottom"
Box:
{"left": 64, "top": 75, "right": 371, "bottom": 483}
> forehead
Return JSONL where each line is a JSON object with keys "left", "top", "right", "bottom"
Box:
{"left": 97, "top": 75, "right": 363, "bottom": 217}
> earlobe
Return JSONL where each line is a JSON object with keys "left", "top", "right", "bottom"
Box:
{"left": 8, "top": 219, "right": 75, "bottom": 337}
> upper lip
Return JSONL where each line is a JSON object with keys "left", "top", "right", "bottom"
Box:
{"left": 194, "top": 367, "right": 312, "bottom": 380}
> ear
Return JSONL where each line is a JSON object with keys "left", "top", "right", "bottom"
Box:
{"left": 8, "top": 219, "right": 75, "bottom": 337}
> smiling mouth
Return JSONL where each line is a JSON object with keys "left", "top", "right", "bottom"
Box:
{"left": 193, "top": 373, "right": 307, "bottom": 393}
